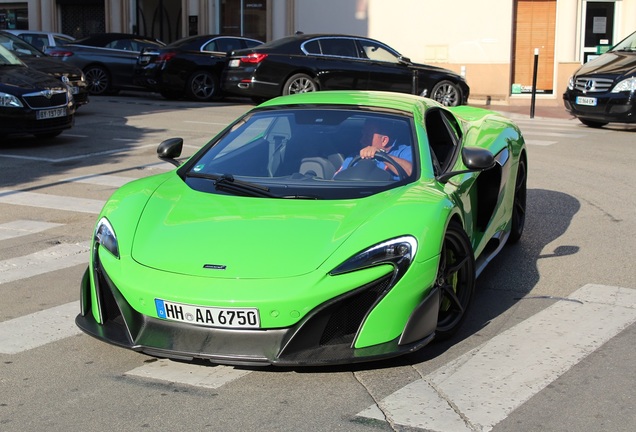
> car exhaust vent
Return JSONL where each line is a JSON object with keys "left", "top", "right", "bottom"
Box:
{"left": 573, "top": 77, "right": 614, "bottom": 93}
{"left": 319, "top": 275, "right": 392, "bottom": 346}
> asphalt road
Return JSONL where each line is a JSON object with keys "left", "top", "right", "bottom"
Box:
{"left": 1, "top": 92, "right": 634, "bottom": 432}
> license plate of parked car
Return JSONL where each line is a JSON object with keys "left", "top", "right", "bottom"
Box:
{"left": 228, "top": 59, "right": 240, "bottom": 67}
{"left": 155, "top": 299, "right": 260, "bottom": 328}
{"left": 36, "top": 107, "right": 67, "bottom": 120}
{"left": 576, "top": 96, "right": 597, "bottom": 106}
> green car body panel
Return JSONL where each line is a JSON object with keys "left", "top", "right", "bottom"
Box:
{"left": 78, "top": 90, "right": 526, "bottom": 366}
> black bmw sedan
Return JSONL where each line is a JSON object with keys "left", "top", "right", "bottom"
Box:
{"left": 134, "top": 34, "right": 262, "bottom": 101}
{"left": 0, "top": 45, "right": 75, "bottom": 139}
{"left": 221, "top": 33, "right": 470, "bottom": 106}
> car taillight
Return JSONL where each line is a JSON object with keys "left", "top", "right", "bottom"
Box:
{"left": 156, "top": 52, "right": 177, "bottom": 63}
{"left": 240, "top": 53, "right": 268, "bottom": 64}
{"left": 47, "top": 50, "right": 74, "bottom": 58}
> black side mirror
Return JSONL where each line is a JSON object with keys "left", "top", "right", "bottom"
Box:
{"left": 157, "top": 137, "right": 183, "bottom": 167}
{"left": 437, "top": 147, "right": 495, "bottom": 183}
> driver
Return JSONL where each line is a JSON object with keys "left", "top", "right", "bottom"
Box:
{"left": 335, "top": 118, "right": 413, "bottom": 178}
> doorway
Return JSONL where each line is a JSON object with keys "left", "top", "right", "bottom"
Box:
{"left": 581, "top": 1, "right": 616, "bottom": 63}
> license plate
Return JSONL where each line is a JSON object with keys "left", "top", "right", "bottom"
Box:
{"left": 71, "top": 86, "right": 80, "bottom": 95}
{"left": 36, "top": 107, "right": 67, "bottom": 120}
{"left": 576, "top": 96, "right": 597, "bottom": 106}
{"left": 229, "top": 59, "right": 240, "bottom": 67}
{"left": 139, "top": 55, "right": 150, "bottom": 64}
{"left": 155, "top": 299, "right": 260, "bottom": 329}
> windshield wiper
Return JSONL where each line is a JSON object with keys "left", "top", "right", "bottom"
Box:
{"left": 186, "top": 172, "right": 276, "bottom": 197}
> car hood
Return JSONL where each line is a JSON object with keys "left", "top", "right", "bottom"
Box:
{"left": 574, "top": 51, "right": 636, "bottom": 77}
{"left": 19, "top": 55, "right": 84, "bottom": 79}
{"left": 130, "top": 177, "right": 408, "bottom": 279}
{"left": 0, "top": 65, "right": 67, "bottom": 91}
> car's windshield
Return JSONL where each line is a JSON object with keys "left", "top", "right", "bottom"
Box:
{"left": 0, "top": 44, "right": 24, "bottom": 65}
{"left": 184, "top": 108, "right": 417, "bottom": 199}
{"left": 0, "top": 33, "right": 40, "bottom": 56}
{"left": 611, "top": 31, "right": 636, "bottom": 52}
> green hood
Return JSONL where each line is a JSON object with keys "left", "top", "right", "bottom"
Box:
{"left": 131, "top": 177, "right": 403, "bottom": 278}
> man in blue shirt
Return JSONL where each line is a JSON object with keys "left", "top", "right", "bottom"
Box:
{"left": 336, "top": 118, "right": 413, "bottom": 179}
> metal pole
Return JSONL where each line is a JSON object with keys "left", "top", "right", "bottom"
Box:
{"left": 530, "top": 48, "right": 539, "bottom": 119}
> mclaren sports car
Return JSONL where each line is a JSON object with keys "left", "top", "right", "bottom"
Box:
{"left": 77, "top": 90, "right": 527, "bottom": 366}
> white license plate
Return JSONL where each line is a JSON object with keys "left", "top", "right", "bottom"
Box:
{"left": 71, "top": 86, "right": 80, "bottom": 95}
{"left": 36, "top": 107, "right": 67, "bottom": 120}
{"left": 576, "top": 96, "right": 597, "bottom": 106}
{"left": 139, "top": 55, "right": 150, "bottom": 63}
{"left": 229, "top": 59, "right": 240, "bottom": 67}
{"left": 155, "top": 299, "right": 260, "bottom": 329}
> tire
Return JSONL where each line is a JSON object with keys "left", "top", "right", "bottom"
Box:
{"left": 430, "top": 80, "right": 462, "bottom": 107}
{"left": 83, "top": 65, "right": 111, "bottom": 95}
{"left": 435, "top": 221, "right": 476, "bottom": 340}
{"left": 282, "top": 73, "right": 318, "bottom": 95}
{"left": 508, "top": 156, "right": 527, "bottom": 244}
{"left": 579, "top": 118, "right": 608, "bottom": 128}
{"left": 185, "top": 70, "right": 219, "bottom": 102}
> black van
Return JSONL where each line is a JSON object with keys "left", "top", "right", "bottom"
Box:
{"left": 563, "top": 30, "right": 636, "bottom": 128}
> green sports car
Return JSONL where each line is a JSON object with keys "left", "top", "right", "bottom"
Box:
{"left": 77, "top": 90, "right": 527, "bottom": 366}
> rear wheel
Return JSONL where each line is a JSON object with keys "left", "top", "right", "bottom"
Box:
{"left": 84, "top": 65, "right": 111, "bottom": 95}
{"left": 186, "top": 70, "right": 219, "bottom": 102}
{"left": 435, "top": 221, "right": 475, "bottom": 340}
{"left": 282, "top": 73, "right": 317, "bottom": 95}
{"left": 579, "top": 118, "right": 608, "bottom": 128}
{"left": 431, "top": 80, "right": 462, "bottom": 106}
{"left": 508, "top": 157, "right": 527, "bottom": 244}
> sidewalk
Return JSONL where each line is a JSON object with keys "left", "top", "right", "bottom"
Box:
{"left": 469, "top": 101, "right": 574, "bottom": 120}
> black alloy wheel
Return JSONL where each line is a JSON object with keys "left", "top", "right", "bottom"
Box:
{"left": 435, "top": 221, "right": 475, "bottom": 340}
{"left": 283, "top": 73, "right": 318, "bottom": 95}
{"left": 431, "top": 80, "right": 462, "bottom": 107}
{"left": 84, "top": 65, "right": 111, "bottom": 95}
{"left": 186, "top": 70, "right": 219, "bottom": 102}
{"left": 508, "top": 156, "right": 527, "bottom": 244}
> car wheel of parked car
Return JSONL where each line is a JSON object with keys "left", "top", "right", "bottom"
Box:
{"left": 283, "top": 73, "right": 318, "bottom": 95}
{"left": 84, "top": 65, "right": 111, "bottom": 95}
{"left": 430, "top": 80, "right": 462, "bottom": 107}
{"left": 579, "top": 118, "right": 608, "bottom": 128}
{"left": 508, "top": 156, "right": 527, "bottom": 244}
{"left": 186, "top": 70, "right": 219, "bottom": 102}
{"left": 435, "top": 220, "right": 475, "bottom": 340}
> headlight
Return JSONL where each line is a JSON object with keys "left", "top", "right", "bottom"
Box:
{"left": 567, "top": 76, "right": 574, "bottom": 90}
{"left": 0, "top": 91, "right": 23, "bottom": 107}
{"left": 330, "top": 236, "right": 417, "bottom": 276}
{"left": 95, "top": 217, "right": 119, "bottom": 258}
{"left": 611, "top": 76, "right": 636, "bottom": 93}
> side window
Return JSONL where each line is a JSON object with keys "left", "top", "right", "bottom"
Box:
{"left": 303, "top": 40, "right": 321, "bottom": 55}
{"left": 359, "top": 40, "right": 399, "bottom": 63}
{"left": 54, "top": 35, "right": 73, "bottom": 46}
{"left": 107, "top": 39, "right": 132, "bottom": 50}
{"left": 215, "top": 38, "right": 242, "bottom": 53}
{"left": 319, "top": 38, "right": 359, "bottom": 58}
{"left": 202, "top": 40, "right": 218, "bottom": 51}
{"left": 245, "top": 39, "right": 262, "bottom": 48}
{"left": 425, "top": 109, "right": 460, "bottom": 173}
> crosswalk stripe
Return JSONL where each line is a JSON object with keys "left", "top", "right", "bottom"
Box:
{"left": 126, "top": 359, "right": 252, "bottom": 389}
{"left": 63, "top": 174, "right": 136, "bottom": 188}
{"left": 0, "top": 301, "right": 81, "bottom": 354}
{"left": 524, "top": 139, "right": 557, "bottom": 146}
{"left": 0, "top": 190, "right": 104, "bottom": 214}
{"left": 0, "top": 220, "right": 63, "bottom": 241}
{"left": 357, "top": 284, "right": 636, "bottom": 432}
{"left": 0, "top": 241, "right": 90, "bottom": 285}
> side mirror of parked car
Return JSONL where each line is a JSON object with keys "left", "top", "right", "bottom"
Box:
{"left": 437, "top": 147, "right": 496, "bottom": 183}
{"left": 157, "top": 137, "right": 183, "bottom": 166}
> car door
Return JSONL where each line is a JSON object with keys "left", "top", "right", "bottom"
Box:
{"left": 306, "top": 37, "right": 370, "bottom": 90}
{"left": 357, "top": 38, "right": 415, "bottom": 94}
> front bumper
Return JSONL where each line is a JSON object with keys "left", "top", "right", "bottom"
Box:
{"left": 563, "top": 90, "right": 636, "bottom": 123}
{"left": 77, "top": 251, "right": 440, "bottom": 366}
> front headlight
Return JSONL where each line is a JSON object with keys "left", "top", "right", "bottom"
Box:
{"left": 0, "top": 91, "right": 23, "bottom": 107}
{"left": 95, "top": 217, "right": 119, "bottom": 258}
{"left": 611, "top": 76, "right": 636, "bottom": 93}
{"left": 330, "top": 236, "right": 417, "bottom": 277}
{"left": 567, "top": 76, "right": 574, "bottom": 90}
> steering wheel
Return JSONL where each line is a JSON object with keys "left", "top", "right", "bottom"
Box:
{"left": 348, "top": 151, "right": 409, "bottom": 180}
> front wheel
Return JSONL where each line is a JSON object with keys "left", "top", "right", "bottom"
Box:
{"left": 84, "top": 65, "right": 111, "bottom": 95}
{"left": 435, "top": 221, "right": 475, "bottom": 340}
{"left": 431, "top": 80, "right": 462, "bottom": 107}
{"left": 508, "top": 157, "right": 527, "bottom": 244}
{"left": 186, "top": 70, "right": 219, "bottom": 102}
{"left": 282, "top": 73, "right": 318, "bottom": 95}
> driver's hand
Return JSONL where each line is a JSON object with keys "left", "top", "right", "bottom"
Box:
{"left": 359, "top": 146, "right": 380, "bottom": 159}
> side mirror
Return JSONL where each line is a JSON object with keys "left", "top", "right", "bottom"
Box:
{"left": 437, "top": 147, "right": 495, "bottom": 183}
{"left": 157, "top": 137, "right": 183, "bottom": 167}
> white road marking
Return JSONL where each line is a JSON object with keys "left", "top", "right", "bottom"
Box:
{"left": 126, "top": 358, "right": 252, "bottom": 389}
{"left": 523, "top": 139, "right": 558, "bottom": 146}
{"left": 0, "top": 143, "right": 156, "bottom": 163}
{"left": 357, "top": 284, "right": 636, "bottom": 432}
{"left": 0, "top": 241, "right": 90, "bottom": 285}
{"left": 63, "top": 174, "right": 136, "bottom": 188}
{"left": 0, "top": 220, "right": 63, "bottom": 241}
{"left": 0, "top": 301, "right": 81, "bottom": 354}
{"left": 0, "top": 190, "right": 104, "bottom": 214}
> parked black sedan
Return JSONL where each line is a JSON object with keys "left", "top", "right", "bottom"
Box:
{"left": 221, "top": 34, "right": 470, "bottom": 106}
{"left": 134, "top": 34, "right": 262, "bottom": 101}
{"left": 0, "top": 45, "right": 75, "bottom": 139}
{"left": 45, "top": 33, "right": 165, "bottom": 95}
{"left": 0, "top": 31, "right": 89, "bottom": 107}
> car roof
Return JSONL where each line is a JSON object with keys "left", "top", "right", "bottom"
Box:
{"left": 73, "top": 33, "right": 163, "bottom": 45}
{"left": 3, "top": 29, "right": 74, "bottom": 38}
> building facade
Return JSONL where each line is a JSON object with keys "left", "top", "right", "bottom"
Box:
{"left": 2, "top": 0, "right": 635, "bottom": 106}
